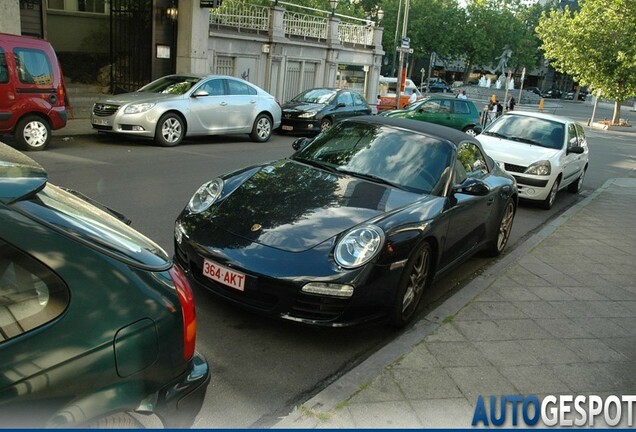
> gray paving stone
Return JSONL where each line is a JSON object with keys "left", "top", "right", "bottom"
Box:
{"left": 493, "top": 285, "right": 542, "bottom": 301}
{"left": 411, "top": 398, "right": 475, "bottom": 428}
{"left": 473, "top": 340, "right": 540, "bottom": 366}
{"left": 346, "top": 401, "right": 423, "bottom": 428}
{"left": 499, "top": 365, "right": 572, "bottom": 394}
{"left": 561, "top": 338, "right": 629, "bottom": 363}
{"left": 445, "top": 366, "right": 517, "bottom": 402}
{"left": 453, "top": 320, "right": 511, "bottom": 341}
{"left": 518, "top": 256, "right": 582, "bottom": 286}
{"left": 347, "top": 370, "right": 404, "bottom": 404}
{"left": 550, "top": 363, "right": 627, "bottom": 393}
{"left": 611, "top": 317, "right": 636, "bottom": 336}
{"left": 560, "top": 286, "right": 609, "bottom": 301}
{"left": 392, "top": 367, "right": 463, "bottom": 400}
{"left": 511, "top": 300, "right": 566, "bottom": 319}
{"left": 590, "top": 285, "right": 636, "bottom": 301}
{"left": 454, "top": 303, "right": 491, "bottom": 321}
{"left": 523, "top": 339, "right": 581, "bottom": 364}
{"left": 526, "top": 286, "right": 575, "bottom": 301}
{"left": 393, "top": 344, "right": 441, "bottom": 370}
{"left": 534, "top": 318, "right": 593, "bottom": 339}
{"left": 425, "top": 341, "right": 490, "bottom": 367}
{"left": 495, "top": 318, "right": 554, "bottom": 340}
{"left": 426, "top": 323, "right": 467, "bottom": 342}
{"left": 570, "top": 317, "right": 632, "bottom": 338}
{"left": 602, "top": 337, "right": 636, "bottom": 360}
{"left": 507, "top": 266, "right": 553, "bottom": 287}
{"left": 477, "top": 301, "right": 526, "bottom": 319}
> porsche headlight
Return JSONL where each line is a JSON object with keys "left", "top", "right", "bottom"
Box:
{"left": 298, "top": 111, "right": 317, "bottom": 118}
{"left": 187, "top": 178, "right": 224, "bottom": 214}
{"left": 124, "top": 102, "right": 156, "bottom": 114}
{"left": 525, "top": 160, "right": 551, "bottom": 176}
{"left": 334, "top": 225, "right": 385, "bottom": 269}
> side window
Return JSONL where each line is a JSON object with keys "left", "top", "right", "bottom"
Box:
{"left": 421, "top": 100, "right": 441, "bottom": 112}
{"left": 337, "top": 92, "right": 354, "bottom": 106}
{"left": 352, "top": 92, "right": 367, "bottom": 107}
{"left": 227, "top": 79, "right": 254, "bottom": 96}
{"left": 453, "top": 101, "right": 471, "bottom": 115}
{"left": 575, "top": 123, "right": 587, "bottom": 146}
{"left": 456, "top": 142, "right": 488, "bottom": 178}
{"left": 0, "top": 240, "right": 69, "bottom": 343}
{"left": 199, "top": 79, "right": 225, "bottom": 96}
{"left": 439, "top": 100, "right": 452, "bottom": 113}
{"left": 567, "top": 123, "right": 578, "bottom": 147}
{"left": 13, "top": 48, "right": 53, "bottom": 85}
{"left": 0, "top": 49, "right": 8, "bottom": 84}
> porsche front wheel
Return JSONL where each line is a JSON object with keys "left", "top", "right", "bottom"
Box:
{"left": 390, "top": 241, "right": 433, "bottom": 328}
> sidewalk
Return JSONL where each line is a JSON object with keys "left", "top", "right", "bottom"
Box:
{"left": 275, "top": 178, "right": 636, "bottom": 428}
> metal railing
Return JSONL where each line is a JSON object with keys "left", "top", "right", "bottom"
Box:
{"left": 210, "top": 0, "right": 376, "bottom": 46}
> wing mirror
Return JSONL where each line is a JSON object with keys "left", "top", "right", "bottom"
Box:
{"left": 452, "top": 178, "right": 490, "bottom": 196}
{"left": 567, "top": 145, "right": 585, "bottom": 154}
{"left": 191, "top": 89, "right": 209, "bottom": 98}
{"left": 292, "top": 137, "right": 311, "bottom": 151}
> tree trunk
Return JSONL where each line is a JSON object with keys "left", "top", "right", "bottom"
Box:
{"left": 612, "top": 100, "right": 622, "bottom": 124}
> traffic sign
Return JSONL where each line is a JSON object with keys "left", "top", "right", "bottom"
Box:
{"left": 401, "top": 37, "right": 410, "bottom": 49}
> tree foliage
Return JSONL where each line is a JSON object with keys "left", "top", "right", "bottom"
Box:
{"left": 536, "top": 0, "right": 636, "bottom": 122}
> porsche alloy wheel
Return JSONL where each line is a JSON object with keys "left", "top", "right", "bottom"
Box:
{"left": 390, "top": 241, "right": 432, "bottom": 328}
{"left": 484, "top": 198, "right": 515, "bottom": 257}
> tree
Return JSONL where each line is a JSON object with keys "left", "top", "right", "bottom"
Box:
{"left": 536, "top": 0, "right": 636, "bottom": 124}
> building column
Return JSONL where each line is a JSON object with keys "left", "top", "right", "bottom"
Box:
{"left": 176, "top": 0, "right": 211, "bottom": 74}
{"left": 0, "top": 0, "right": 21, "bottom": 35}
{"left": 324, "top": 16, "right": 341, "bottom": 87}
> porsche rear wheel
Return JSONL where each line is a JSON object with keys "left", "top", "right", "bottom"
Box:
{"left": 484, "top": 198, "right": 515, "bottom": 257}
{"left": 390, "top": 241, "right": 432, "bottom": 328}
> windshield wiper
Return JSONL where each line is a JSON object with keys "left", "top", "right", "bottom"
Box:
{"left": 292, "top": 157, "right": 337, "bottom": 173}
{"left": 337, "top": 169, "right": 404, "bottom": 190}
{"left": 482, "top": 131, "right": 509, "bottom": 139}
{"left": 508, "top": 136, "right": 544, "bottom": 146}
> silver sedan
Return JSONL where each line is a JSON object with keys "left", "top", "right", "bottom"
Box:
{"left": 91, "top": 74, "right": 281, "bottom": 146}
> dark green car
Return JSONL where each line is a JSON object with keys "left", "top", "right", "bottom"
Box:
{"left": 380, "top": 95, "right": 482, "bottom": 136}
{"left": 0, "top": 143, "right": 209, "bottom": 427}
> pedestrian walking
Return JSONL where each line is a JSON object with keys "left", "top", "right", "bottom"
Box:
{"left": 458, "top": 90, "right": 467, "bottom": 100}
{"left": 507, "top": 94, "right": 516, "bottom": 111}
{"left": 408, "top": 88, "right": 417, "bottom": 105}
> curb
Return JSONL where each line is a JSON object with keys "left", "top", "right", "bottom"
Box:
{"left": 273, "top": 178, "right": 620, "bottom": 428}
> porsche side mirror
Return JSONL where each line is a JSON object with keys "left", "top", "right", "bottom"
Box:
{"left": 292, "top": 137, "right": 311, "bottom": 151}
{"left": 453, "top": 178, "right": 490, "bottom": 196}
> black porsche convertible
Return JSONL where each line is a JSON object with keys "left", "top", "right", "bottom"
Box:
{"left": 174, "top": 116, "right": 517, "bottom": 327}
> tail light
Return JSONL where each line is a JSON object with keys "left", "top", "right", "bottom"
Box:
{"left": 169, "top": 264, "right": 196, "bottom": 361}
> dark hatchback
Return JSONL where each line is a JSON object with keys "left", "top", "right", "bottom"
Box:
{"left": 174, "top": 117, "right": 517, "bottom": 328}
{"left": 0, "top": 143, "right": 209, "bottom": 428}
{"left": 280, "top": 88, "right": 371, "bottom": 134}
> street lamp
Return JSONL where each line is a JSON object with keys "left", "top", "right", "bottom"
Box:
{"left": 329, "top": 0, "right": 338, "bottom": 16}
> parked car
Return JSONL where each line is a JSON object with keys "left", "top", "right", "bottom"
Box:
{"left": 526, "top": 87, "right": 542, "bottom": 97}
{"left": 564, "top": 90, "right": 588, "bottom": 101}
{"left": 174, "top": 116, "right": 517, "bottom": 328}
{"left": 379, "top": 95, "right": 482, "bottom": 136}
{"left": 477, "top": 111, "right": 589, "bottom": 209}
{"left": 427, "top": 81, "right": 452, "bottom": 93}
{"left": 280, "top": 88, "right": 371, "bottom": 134}
{"left": 377, "top": 77, "right": 422, "bottom": 111}
{"left": 0, "top": 33, "right": 68, "bottom": 151}
{"left": 0, "top": 142, "right": 209, "bottom": 427}
{"left": 91, "top": 74, "right": 281, "bottom": 146}
{"left": 542, "top": 89, "right": 562, "bottom": 99}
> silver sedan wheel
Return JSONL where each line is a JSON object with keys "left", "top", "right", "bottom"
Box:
{"left": 255, "top": 117, "right": 271, "bottom": 140}
{"left": 161, "top": 117, "right": 182, "bottom": 144}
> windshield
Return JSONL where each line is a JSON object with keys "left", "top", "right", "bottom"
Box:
{"left": 137, "top": 76, "right": 201, "bottom": 95}
{"left": 483, "top": 114, "right": 565, "bottom": 150}
{"left": 292, "top": 88, "right": 336, "bottom": 104}
{"left": 292, "top": 121, "right": 453, "bottom": 195}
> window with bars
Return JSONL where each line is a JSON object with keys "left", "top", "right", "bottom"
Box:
{"left": 47, "top": 0, "right": 108, "bottom": 14}
{"left": 215, "top": 56, "right": 234, "bottom": 76}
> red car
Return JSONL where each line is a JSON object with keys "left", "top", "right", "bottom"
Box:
{"left": 0, "top": 33, "right": 68, "bottom": 151}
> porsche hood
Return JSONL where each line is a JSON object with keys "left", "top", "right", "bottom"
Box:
{"left": 209, "top": 160, "right": 429, "bottom": 252}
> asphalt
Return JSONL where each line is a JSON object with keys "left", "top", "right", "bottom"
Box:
{"left": 55, "top": 105, "right": 636, "bottom": 429}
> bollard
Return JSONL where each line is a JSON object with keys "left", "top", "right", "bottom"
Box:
{"left": 539, "top": 98, "right": 544, "bottom": 112}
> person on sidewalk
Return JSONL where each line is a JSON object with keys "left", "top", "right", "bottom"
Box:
{"left": 458, "top": 90, "right": 468, "bottom": 100}
{"left": 506, "top": 94, "right": 516, "bottom": 111}
{"left": 408, "top": 88, "right": 418, "bottom": 105}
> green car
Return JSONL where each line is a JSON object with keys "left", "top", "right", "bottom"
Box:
{"left": 380, "top": 95, "right": 482, "bottom": 136}
{"left": 0, "top": 143, "right": 209, "bottom": 427}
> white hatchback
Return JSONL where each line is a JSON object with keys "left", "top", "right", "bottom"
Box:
{"left": 478, "top": 111, "right": 589, "bottom": 209}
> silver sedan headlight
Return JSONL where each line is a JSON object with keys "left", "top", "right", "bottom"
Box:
{"left": 124, "top": 102, "right": 156, "bottom": 114}
{"left": 334, "top": 225, "right": 385, "bottom": 269}
{"left": 188, "top": 178, "right": 224, "bottom": 214}
{"left": 525, "top": 160, "right": 551, "bottom": 176}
